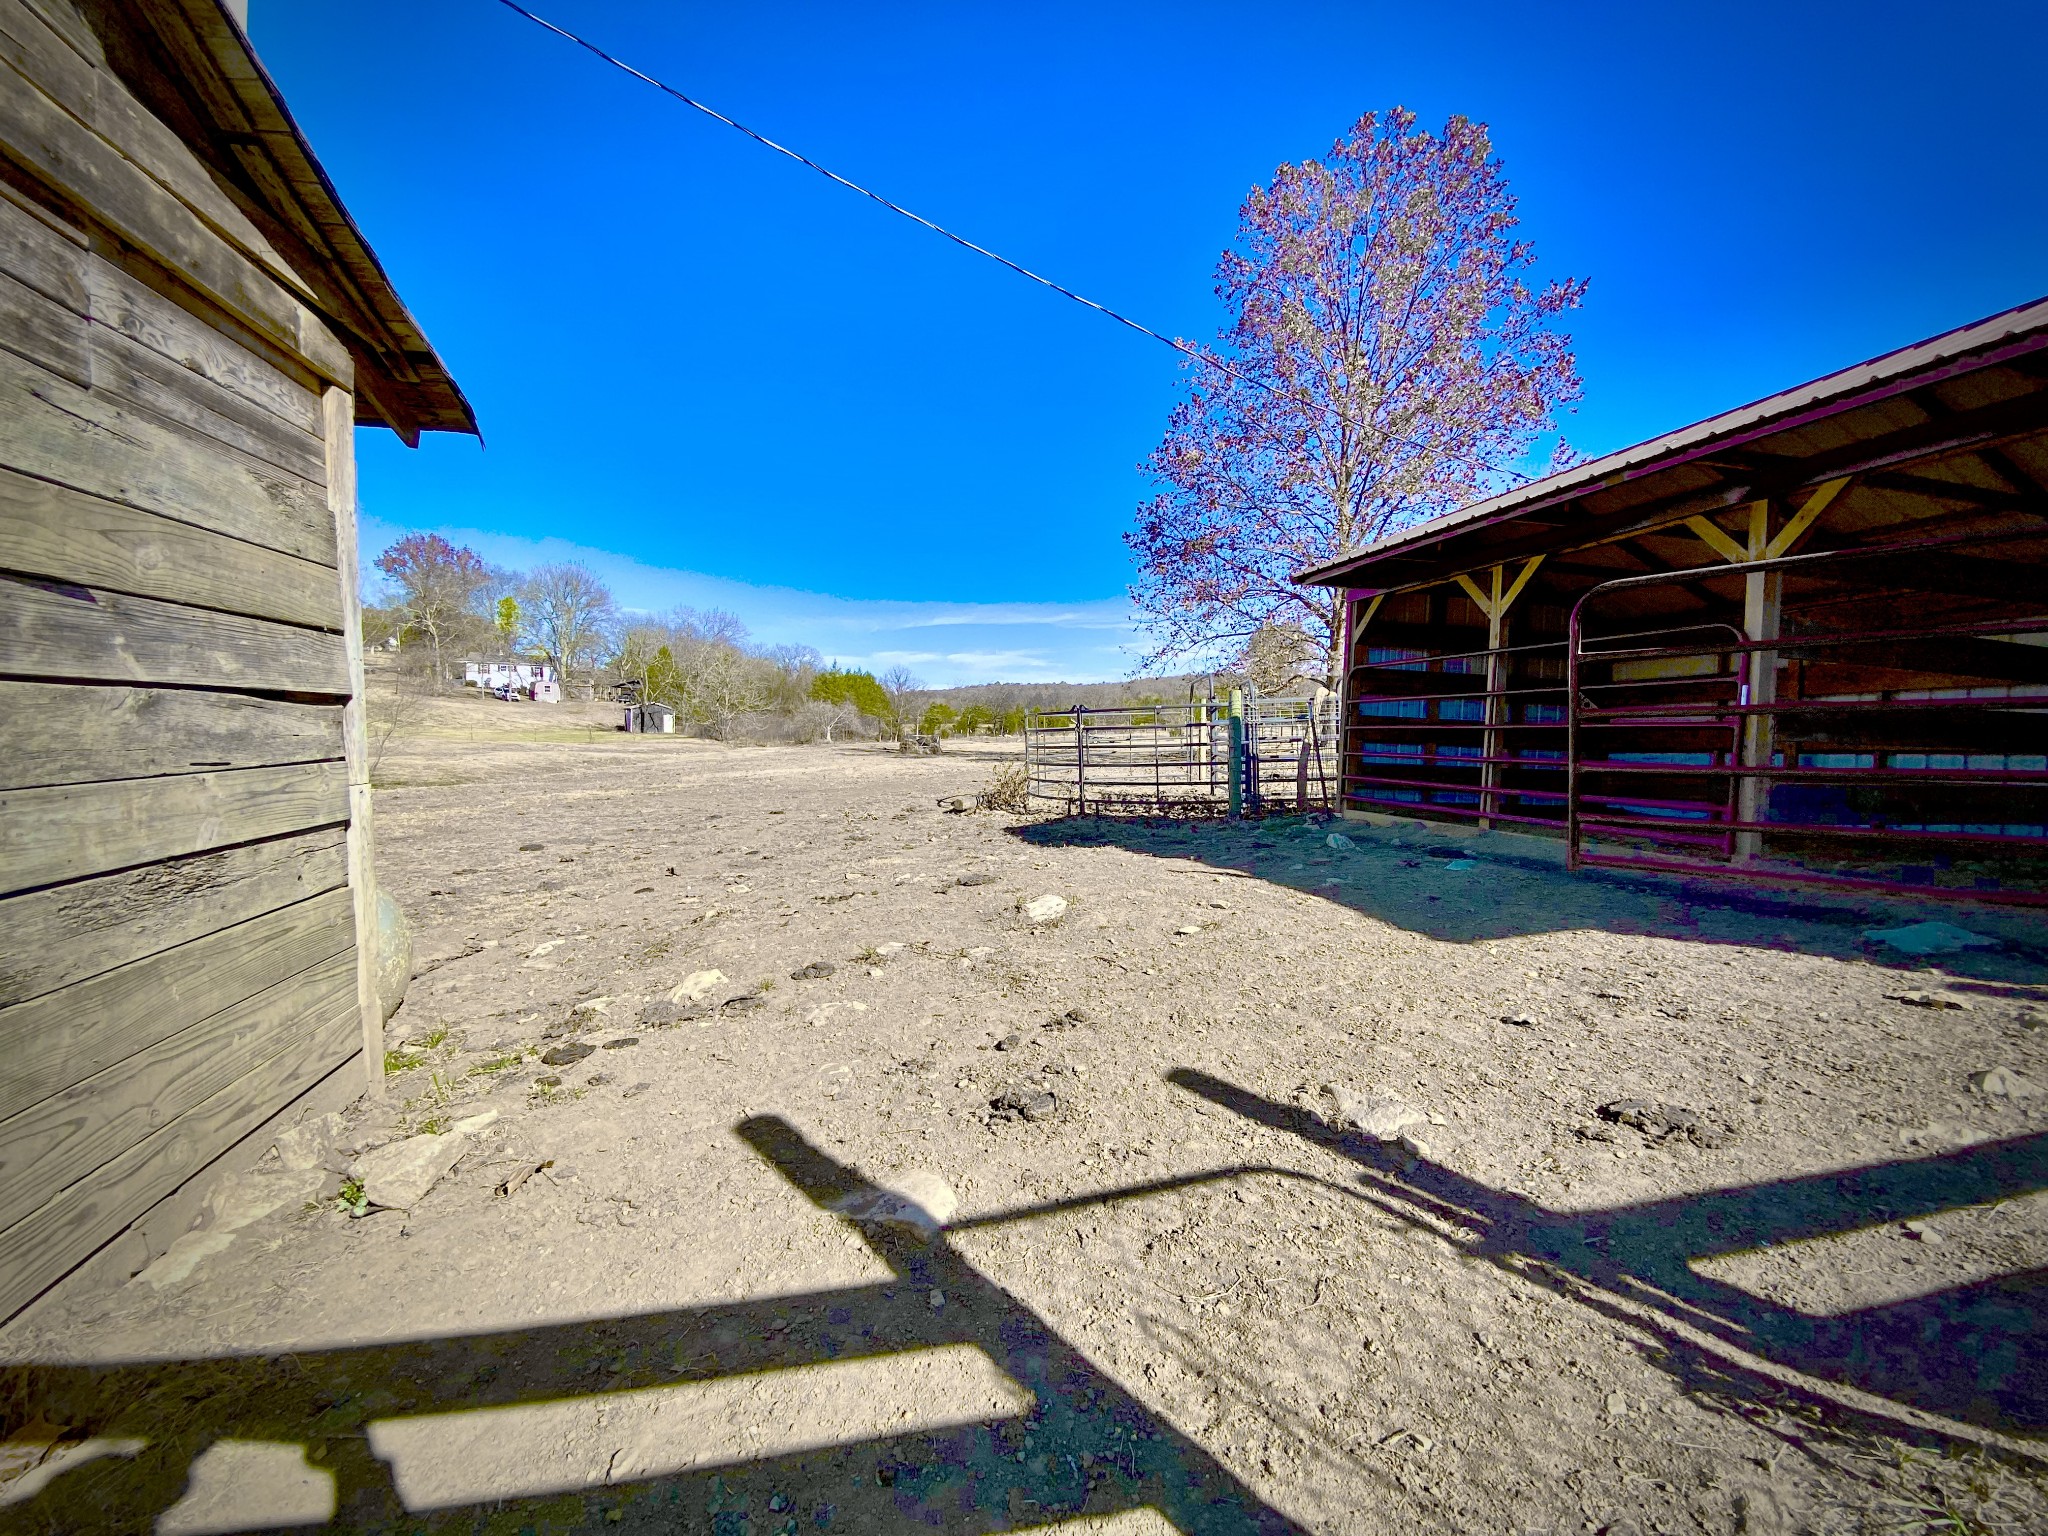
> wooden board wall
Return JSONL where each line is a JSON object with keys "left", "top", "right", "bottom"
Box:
{"left": 0, "top": 0, "right": 376, "bottom": 1322}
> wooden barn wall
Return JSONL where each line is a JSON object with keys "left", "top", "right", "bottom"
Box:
{"left": 0, "top": 0, "right": 378, "bottom": 1322}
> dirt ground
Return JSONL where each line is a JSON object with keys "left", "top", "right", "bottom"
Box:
{"left": 5, "top": 694, "right": 2047, "bottom": 1535}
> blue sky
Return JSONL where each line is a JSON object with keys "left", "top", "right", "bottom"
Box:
{"left": 259, "top": 2, "right": 2046, "bottom": 685}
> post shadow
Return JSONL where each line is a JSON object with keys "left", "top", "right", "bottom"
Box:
{"left": 1167, "top": 1067, "right": 2048, "bottom": 1436}
{"left": 0, "top": 1117, "right": 1317, "bottom": 1534}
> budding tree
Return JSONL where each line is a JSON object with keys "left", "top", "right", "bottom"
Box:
{"left": 1126, "top": 108, "right": 1585, "bottom": 680}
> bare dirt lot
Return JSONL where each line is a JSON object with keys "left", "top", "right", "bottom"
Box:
{"left": 5, "top": 696, "right": 2047, "bottom": 1534}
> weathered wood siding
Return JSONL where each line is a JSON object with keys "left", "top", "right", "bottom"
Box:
{"left": 0, "top": 0, "right": 377, "bottom": 1321}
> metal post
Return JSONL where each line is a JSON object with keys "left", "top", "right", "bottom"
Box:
{"left": 1023, "top": 708, "right": 1035, "bottom": 807}
{"left": 1227, "top": 687, "right": 1245, "bottom": 819}
{"left": 1073, "top": 705, "right": 1086, "bottom": 817}
{"left": 1565, "top": 601, "right": 1584, "bottom": 873}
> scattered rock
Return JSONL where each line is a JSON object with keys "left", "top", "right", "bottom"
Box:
{"left": 533, "top": 1074, "right": 562, "bottom": 1089}
{"left": 373, "top": 892, "right": 413, "bottom": 1022}
{"left": 955, "top": 873, "right": 998, "bottom": 887}
{"left": 1863, "top": 920, "right": 1998, "bottom": 956}
{"left": 1902, "top": 1219, "right": 1945, "bottom": 1245}
{"left": 539, "top": 1042, "right": 595, "bottom": 1067}
{"left": 1326, "top": 832, "right": 1356, "bottom": 850}
{"left": 134, "top": 1230, "right": 238, "bottom": 1289}
{"left": 570, "top": 996, "right": 613, "bottom": 1017}
{"left": 831, "top": 1170, "right": 958, "bottom": 1237}
{"left": 1970, "top": 1067, "right": 2040, "bottom": 1098}
{"left": 1174, "top": 924, "right": 1203, "bottom": 937}
{"left": 723, "top": 994, "right": 769, "bottom": 1014}
{"left": 1318, "top": 1085, "right": 1427, "bottom": 1142}
{"left": 1022, "top": 894, "right": 1069, "bottom": 924}
{"left": 668, "top": 970, "right": 727, "bottom": 1004}
{"left": 993, "top": 1087, "right": 1059, "bottom": 1123}
{"left": 1598, "top": 1098, "right": 1728, "bottom": 1147}
{"left": 1888, "top": 990, "right": 1972, "bottom": 1010}
{"left": 348, "top": 1132, "right": 470, "bottom": 1212}
{"left": 2018, "top": 1008, "right": 2046, "bottom": 1030}
{"left": 600, "top": 1036, "right": 639, "bottom": 1050}
{"left": 519, "top": 843, "right": 544, "bottom": 852}
{"left": 639, "top": 998, "right": 707, "bottom": 1027}
{"left": 937, "top": 796, "right": 975, "bottom": 813}
{"left": 805, "top": 1000, "right": 870, "bottom": 1026}
{"left": 133, "top": 1169, "right": 327, "bottom": 1288}
{"left": 1502, "top": 1012, "right": 1539, "bottom": 1029}
{"left": 791, "top": 961, "right": 838, "bottom": 980}
{"left": 273, "top": 1112, "right": 345, "bottom": 1173}
{"left": 1061, "top": 1007, "right": 1093, "bottom": 1025}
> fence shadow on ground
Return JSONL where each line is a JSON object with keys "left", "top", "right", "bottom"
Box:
{"left": 1007, "top": 813, "right": 2048, "bottom": 981}
{"left": 6, "top": 1087, "right": 2042, "bottom": 1531}
{"left": 1167, "top": 1069, "right": 2048, "bottom": 1439}
{"left": 0, "top": 1117, "right": 1313, "bottom": 1536}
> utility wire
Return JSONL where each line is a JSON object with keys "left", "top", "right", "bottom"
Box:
{"left": 490, "top": 0, "right": 1534, "bottom": 487}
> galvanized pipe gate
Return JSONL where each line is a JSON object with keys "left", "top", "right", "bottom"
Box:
{"left": 1023, "top": 692, "right": 1340, "bottom": 817}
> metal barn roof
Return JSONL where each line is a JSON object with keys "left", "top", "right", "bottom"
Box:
{"left": 1295, "top": 295, "right": 2048, "bottom": 592}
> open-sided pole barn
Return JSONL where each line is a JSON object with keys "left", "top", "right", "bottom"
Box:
{"left": 0, "top": 0, "right": 475, "bottom": 1321}
{"left": 1296, "top": 298, "right": 2048, "bottom": 904}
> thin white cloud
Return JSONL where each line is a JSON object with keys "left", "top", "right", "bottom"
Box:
{"left": 357, "top": 514, "right": 1147, "bottom": 687}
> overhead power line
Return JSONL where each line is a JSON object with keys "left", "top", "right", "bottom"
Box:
{"left": 489, "top": 0, "right": 1535, "bottom": 487}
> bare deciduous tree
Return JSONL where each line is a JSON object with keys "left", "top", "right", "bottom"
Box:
{"left": 521, "top": 563, "right": 617, "bottom": 691}
{"left": 878, "top": 665, "right": 923, "bottom": 730}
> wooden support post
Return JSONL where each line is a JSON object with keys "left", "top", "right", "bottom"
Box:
{"left": 1681, "top": 481, "right": 1849, "bottom": 860}
{"left": 323, "top": 386, "right": 384, "bottom": 1096}
{"left": 1451, "top": 558, "right": 1542, "bottom": 830}
{"left": 1736, "top": 499, "right": 1781, "bottom": 861}
{"left": 1480, "top": 564, "right": 1507, "bottom": 829}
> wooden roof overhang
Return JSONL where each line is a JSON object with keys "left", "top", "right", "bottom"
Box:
{"left": 1293, "top": 296, "right": 2048, "bottom": 600}
{"left": 80, "top": 0, "right": 478, "bottom": 444}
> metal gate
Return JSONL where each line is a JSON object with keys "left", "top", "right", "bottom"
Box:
{"left": 1024, "top": 693, "right": 1340, "bottom": 816}
{"left": 1565, "top": 528, "right": 2048, "bottom": 905}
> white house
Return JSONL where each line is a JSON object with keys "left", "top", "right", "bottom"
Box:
{"left": 464, "top": 655, "right": 558, "bottom": 699}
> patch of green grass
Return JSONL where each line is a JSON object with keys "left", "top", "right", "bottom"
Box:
{"left": 383, "top": 1048, "right": 425, "bottom": 1075}
{"left": 417, "top": 1115, "right": 450, "bottom": 1136}
{"left": 419, "top": 1026, "right": 450, "bottom": 1049}
{"left": 470, "top": 1053, "right": 525, "bottom": 1075}
{"left": 853, "top": 945, "right": 883, "bottom": 965}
